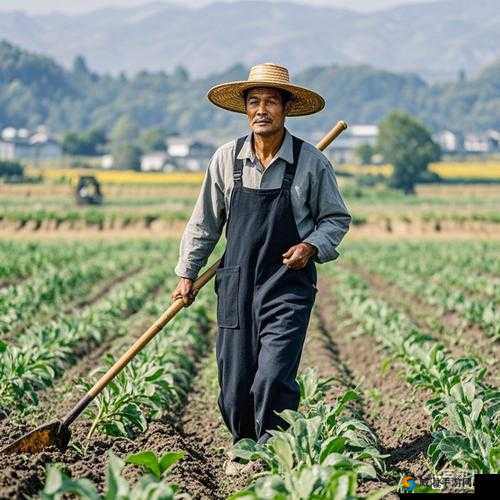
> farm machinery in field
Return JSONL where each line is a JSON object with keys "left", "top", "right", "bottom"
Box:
{"left": 75, "top": 175, "right": 103, "bottom": 205}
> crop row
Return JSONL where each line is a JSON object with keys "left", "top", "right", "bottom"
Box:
{"left": 83, "top": 294, "right": 210, "bottom": 439}
{"left": 4, "top": 208, "right": 500, "bottom": 234}
{"left": 0, "top": 265, "right": 170, "bottom": 415}
{"left": 346, "top": 240, "right": 499, "bottom": 296}
{"left": 230, "top": 368, "right": 392, "bottom": 499}
{"left": 352, "top": 212, "right": 500, "bottom": 232}
{"left": 79, "top": 269, "right": 397, "bottom": 498}
{"left": 41, "top": 450, "right": 188, "bottom": 499}
{"left": 329, "top": 268, "right": 499, "bottom": 474}
{"left": 38, "top": 280, "right": 214, "bottom": 498}
{"left": 417, "top": 211, "right": 500, "bottom": 226}
{"left": 0, "top": 250, "right": 147, "bottom": 336}
{"left": 0, "top": 208, "right": 189, "bottom": 231}
{"left": 345, "top": 241, "right": 499, "bottom": 339}
{"left": 0, "top": 241, "right": 106, "bottom": 285}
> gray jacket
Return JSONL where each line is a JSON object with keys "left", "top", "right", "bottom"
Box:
{"left": 175, "top": 127, "right": 352, "bottom": 279}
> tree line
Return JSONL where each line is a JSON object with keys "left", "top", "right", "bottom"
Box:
{"left": 1, "top": 39, "right": 499, "bottom": 140}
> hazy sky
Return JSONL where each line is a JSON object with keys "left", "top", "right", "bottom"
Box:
{"left": 0, "top": 0, "right": 442, "bottom": 14}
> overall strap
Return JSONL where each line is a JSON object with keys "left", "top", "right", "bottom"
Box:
{"left": 282, "top": 136, "right": 304, "bottom": 190}
{"left": 233, "top": 135, "right": 247, "bottom": 188}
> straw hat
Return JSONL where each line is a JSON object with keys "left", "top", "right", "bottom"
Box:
{"left": 207, "top": 63, "right": 325, "bottom": 116}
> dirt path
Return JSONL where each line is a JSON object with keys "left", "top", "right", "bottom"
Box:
{"left": 347, "top": 263, "right": 499, "bottom": 383}
{"left": 143, "top": 342, "right": 234, "bottom": 499}
{"left": 0, "top": 271, "right": 442, "bottom": 499}
{"left": 303, "top": 274, "right": 434, "bottom": 484}
{"left": 0, "top": 307, "right": 215, "bottom": 499}
{"left": 1, "top": 264, "right": 144, "bottom": 343}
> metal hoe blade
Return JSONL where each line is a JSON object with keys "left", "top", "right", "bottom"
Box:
{"left": 1, "top": 420, "right": 70, "bottom": 455}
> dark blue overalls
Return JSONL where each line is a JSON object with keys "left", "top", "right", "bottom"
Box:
{"left": 214, "top": 133, "right": 317, "bottom": 445}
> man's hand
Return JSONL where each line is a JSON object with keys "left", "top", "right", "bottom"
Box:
{"left": 282, "top": 242, "right": 318, "bottom": 270}
{"left": 171, "top": 277, "right": 197, "bottom": 306}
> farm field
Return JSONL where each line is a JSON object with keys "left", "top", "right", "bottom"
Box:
{"left": 0, "top": 175, "right": 498, "bottom": 498}
{"left": 338, "top": 161, "right": 500, "bottom": 180}
{"left": 2, "top": 176, "right": 500, "bottom": 237}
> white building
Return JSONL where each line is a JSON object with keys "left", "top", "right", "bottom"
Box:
{"left": 0, "top": 127, "right": 62, "bottom": 161}
{"left": 464, "top": 133, "right": 490, "bottom": 153}
{"left": 140, "top": 152, "right": 169, "bottom": 172}
{"left": 433, "top": 130, "right": 464, "bottom": 153}
{"left": 101, "top": 154, "right": 114, "bottom": 169}
{"left": 463, "top": 130, "right": 500, "bottom": 153}
{"left": 166, "top": 137, "right": 191, "bottom": 158}
{"left": 165, "top": 135, "right": 216, "bottom": 170}
{"left": 323, "top": 124, "right": 379, "bottom": 164}
{"left": 485, "top": 130, "right": 500, "bottom": 151}
{"left": 0, "top": 139, "right": 32, "bottom": 160}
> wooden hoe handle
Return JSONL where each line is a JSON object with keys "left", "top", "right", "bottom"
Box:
{"left": 61, "top": 120, "right": 348, "bottom": 427}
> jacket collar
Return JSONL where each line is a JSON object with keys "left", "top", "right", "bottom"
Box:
{"left": 237, "top": 127, "right": 294, "bottom": 165}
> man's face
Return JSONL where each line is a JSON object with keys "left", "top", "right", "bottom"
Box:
{"left": 245, "top": 87, "right": 290, "bottom": 137}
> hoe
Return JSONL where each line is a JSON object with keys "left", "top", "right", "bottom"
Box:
{"left": 1, "top": 121, "right": 347, "bottom": 455}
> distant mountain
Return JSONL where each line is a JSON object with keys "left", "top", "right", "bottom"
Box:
{"left": 0, "top": 0, "right": 498, "bottom": 82}
{"left": 1, "top": 40, "right": 499, "bottom": 140}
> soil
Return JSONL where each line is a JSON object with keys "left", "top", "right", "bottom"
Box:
{"left": 1, "top": 266, "right": 144, "bottom": 344}
{"left": 0, "top": 278, "right": 24, "bottom": 291}
{"left": 300, "top": 274, "right": 433, "bottom": 492}
{"left": 0, "top": 317, "right": 225, "bottom": 499}
{"left": 1, "top": 220, "right": 500, "bottom": 243}
{"left": 347, "top": 226, "right": 500, "bottom": 241}
{"left": 348, "top": 263, "right": 499, "bottom": 383}
{"left": 65, "top": 265, "right": 143, "bottom": 312}
{"left": 0, "top": 269, "right": 478, "bottom": 498}
{"left": 0, "top": 224, "right": 187, "bottom": 241}
{"left": 149, "top": 350, "right": 234, "bottom": 499}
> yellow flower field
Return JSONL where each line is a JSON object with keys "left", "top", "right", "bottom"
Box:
{"left": 431, "top": 162, "right": 500, "bottom": 179}
{"left": 27, "top": 167, "right": 205, "bottom": 185}
{"left": 26, "top": 160, "right": 500, "bottom": 186}
{"left": 338, "top": 161, "right": 500, "bottom": 180}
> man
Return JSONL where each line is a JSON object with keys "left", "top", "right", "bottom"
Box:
{"left": 172, "top": 63, "right": 351, "bottom": 474}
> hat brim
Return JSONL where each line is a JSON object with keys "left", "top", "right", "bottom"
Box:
{"left": 206, "top": 80, "right": 325, "bottom": 116}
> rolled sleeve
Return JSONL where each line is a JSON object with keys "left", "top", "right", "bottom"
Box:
{"left": 174, "top": 151, "right": 226, "bottom": 279}
{"left": 303, "top": 156, "right": 352, "bottom": 263}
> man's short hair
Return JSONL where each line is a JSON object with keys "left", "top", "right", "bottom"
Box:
{"left": 243, "top": 87, "right": 293, "bottom": 108}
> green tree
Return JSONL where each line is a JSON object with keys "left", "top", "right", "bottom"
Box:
{"left": 62, "top": 132, "right": 83, "bottom": 155}
{"left": 0, "top": 160, "right": 24, "bottom": 178}
{"left": 139, "top": 127, "right": 167, "bottom": 152}
{"left": 110, "top": 115, "right": 141, "bottom": 169}
{"left": 62, "top": 128, "right": 107, "bottom": 155}
{"left": 172, "top": 65, "right": 189, "bottom": 83}
{"left": 85, "top": 128, "right": 107, "bottom": 153}
{"left": 110, "top": 115, "right": 139, "bottom": 146}
{"left": 376, "top": 111, "right": 441, "bottom": 194}
{"left": 72, "top": 55, "right": 90, "bottom": 76}
{"left": 113, "top": 144, "right": 142, "bottom": 170}
{"left": 354, "top": 143, "right": 374, "bottom": 165}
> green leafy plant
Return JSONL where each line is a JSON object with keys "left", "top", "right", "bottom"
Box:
{"left": 0, "top": 265, "right": 169, "bottom": 414}
{"left": 126, "top": 450, "right": 186, "bottom": 480}
{"left": 330, "top": 264, "right": 500, "bottom": 473}
{"left": 230, "top": 371, "right": 387, "bottom": 498}
{"left": 40, "top": 450, "right": 188, "bottom": 499}
{"left": 298, "top": 367, "right": 338, "bottom": 410}
{"left": 82, "top": 302, "right": 209, "bottom": 439}
{"left": 229, "top": 465, "right": 394, "bottom": 500}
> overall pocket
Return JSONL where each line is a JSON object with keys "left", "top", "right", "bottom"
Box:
{"left": 215, "top": 265, "right": 240, "bottom": 328}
